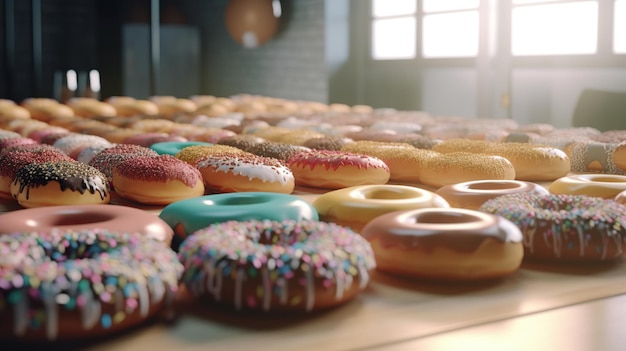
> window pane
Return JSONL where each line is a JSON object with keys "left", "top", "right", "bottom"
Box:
{"left": 512, "top": 2, "right": 598, "bottom": 55}
{"left": 423, "top": 0, "right": 479, "bottom": 13}
{"left": 372, "top": 0, "right": 416, "bottom": 17}
{"left": 372, "top": 17, "right": 417, "bottom": 59}
{"left": 616, "top": 0, "right": 626, "bottom": 53}
{"left": 422, "top": 11, "right": 479, "bottom": 58}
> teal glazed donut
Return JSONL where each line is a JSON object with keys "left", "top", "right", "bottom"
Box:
{"left": 159, "top": 192, "right": 319, "bottom": 249}
{"left": 149, "top": 141, "right": 213, "bottom": 156}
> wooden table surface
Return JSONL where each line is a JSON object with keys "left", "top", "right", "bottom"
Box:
{"left": 3, "top": 185, "right": 626, "bottom": 350}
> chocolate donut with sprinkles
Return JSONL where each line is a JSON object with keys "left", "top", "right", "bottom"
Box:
{"left": 178, "top": 219, "right": 376, "bottom": 312}
{"left": 0, "top": 229, "right": 183, "bottom": 342}
{"left": 479, "top": 193, "right": 626, "bottom": 262}
{"left": 11, "top": 161, "right": 110, "bottom": 208}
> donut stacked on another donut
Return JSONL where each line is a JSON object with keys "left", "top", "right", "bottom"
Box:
{"left": 178, "top": 219, "right": 376, "bottom": 312}
{"left": 479, "top": 193, "right": 626, "bottom": 262}
{"left": 361, "top": 208, "right": 524, "bottom": 280}
{"left": 0, "top": 229, "right": 182, "bottom": 341}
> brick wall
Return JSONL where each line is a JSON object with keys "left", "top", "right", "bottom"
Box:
{"left": 1, "top": 0, "right": 329, "bottom": 103}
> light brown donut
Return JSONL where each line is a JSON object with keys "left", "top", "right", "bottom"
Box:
{"left": 419, "top": 152, "right": 516, "bottom": 188}
{"left": 361, "top": 208, "right": 524, "bottom": 280}
{"left": 436, "top": 180, "right": 549, "bottom": 210}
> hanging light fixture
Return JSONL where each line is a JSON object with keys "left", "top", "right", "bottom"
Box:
{"left": 225, "top": 0, "right": 281, "bottom": 48}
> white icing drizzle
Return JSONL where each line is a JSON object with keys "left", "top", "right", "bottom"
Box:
{"left": 197, "top": 156, "right": 294, "bottom": 185}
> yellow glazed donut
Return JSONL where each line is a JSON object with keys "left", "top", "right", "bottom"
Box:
{"left": 548, "top": 174, "right": 626, "bottom": 199}
{"left": 419, "top": 152, "right": 516, "bottom": 188}
{"left": 312, "top": 184, "right": 450, "bottom": 233}
{"left": 436, "top": 180, "right": 549, "bottom": 210}
{"left": 433, "top": 139, "right": 570, "bottom": 181}
{"left": 361, "top": 208, "right": 524, "bottom": 280}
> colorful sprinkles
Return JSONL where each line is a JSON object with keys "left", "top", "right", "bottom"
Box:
{"left": 0, "top": 228, "right": 182, "bottom": 340}
{"left": 178, "top": 219, "right": 376, "bottom": 312}
{"left": 479, "top": 193, "right": 626, "bottom": 260}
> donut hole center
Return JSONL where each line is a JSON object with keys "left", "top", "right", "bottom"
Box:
{"left": 218, "top": 196, "right": 267, "bottom": 206}
{"left": 468, "top": 182, "right": 519, "bottom": 190}
{"left": 586, "top": 176, "right": 626, "bottom": 183}
{"left": 364, "top": 189, "right": 417, "bottom": 200}
{"left": 413, "top": 211, "right": 478, "bottom": 225}
{"left": 50, "top": 212, "right": 114, "bottom": 226}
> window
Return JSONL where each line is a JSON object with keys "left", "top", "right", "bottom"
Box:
{"left": 422, "top": 0, "right": 480, "bottom": 58}
{"left": 511, "top": 1, "right": 598, "bottom": 56}
{"left": 616, "top": 0, "right": 626, "bottom": 53}
{"left": 371, "top": 0, "right": 417, "bottom": 60}
{"left": 371, "top": 0, "right": 625, "bottom": 60}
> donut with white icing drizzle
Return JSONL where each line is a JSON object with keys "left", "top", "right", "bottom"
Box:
{"left": 0, "top": 229, "right": 182, "bottom": 341}
{"left": 178, "top": 219, "right": 376, "bottom": 312}
{"left": 480, "top": 193, "right": 626, "bottom": 262}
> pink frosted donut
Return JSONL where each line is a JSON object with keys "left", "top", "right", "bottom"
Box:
{"left": 287, "top": 150, "right": 390, "bottom": 189}
{"left": 113, "top": 154, "right": 205, "bottom": 205}
{"left": 88, "top": 144, "right": 158, "bottom": 183}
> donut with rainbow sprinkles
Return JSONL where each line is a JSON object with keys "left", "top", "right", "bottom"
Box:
{"left": 479, "top": 193, "right": 626, "bottom": 262}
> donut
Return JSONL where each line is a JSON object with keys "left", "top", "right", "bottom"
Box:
{"left": 174, "top": 144, "right": 247, "bottom": 166}
{"left": 177, "top": 219, "right": 376, "bottom": 312}
{"left": 303, "top": 136, "right": 353, "bottom": 151}
{"left": 0, "top": 204, "right": 173, "bottom": 244}
{"left": 88, "top": 144, "right": 158, "bottom": 184}
{"left": 361, "top": 208, "right": 524, "bottom": 280}
{"left": 247, "top": 142, "right": 311, "bottom": 162}
{"left": 566, "top": 142, "right": 625, "bottom": 175}
{"left": 66, "top": 97, "right": 117, "bottom": 118}
{"left": 341, "top": 141, "right": 439, "bottom": 183}
{"left": 52, "top": 134, "right": 112, "bottom": 159}
{"left": 11, "top": 161, "right": 110, "bottom": 208}
{"left": 313, "top": 184, "right": 450, "bottom": 232}
{"left": 612, "top": 141, "right": 626, "bottom": 172}
{"left": 159, "top": 192, "right": 319, "bottom": 248}
{"left": 616, "top": 190, "right": 626, "bottom": 205}
{"left": 287, "top": 150, "right": 390, "bottom": 189}
{"left": 433, "top": 139, "right": 570, "bottom": 181}
{"left": 548, "top": 174, "right": 626, "bottom": 199}
{"left": 436, "top": 180, "right": 549, "bottom": 210}
{"left": 0, "top": 228, "right": 182, "bottom": 341}
{"left": 419, "top": 152, "right": 516, "bottom": 188}
{"left": 122, "top": 132, "right": 187, "bottom": 147}
{"left": 149, "top": 141, "right": 213, "bottom": 156}
{"left": 195, "top": 153, "right": 295, "bottom": 194}
{"left": 0, "top": 149, "right": 72, "bottom": 199}
{"left": 112, "top": 155, "right": 205, "bottom": 205}
{"left": 21, "top": 98, "right": 75, "bottom": 120}
{"left": 479, "top": 193, "right": 626, "bottom": 262}
{"left": 76, "top": 144, "right": 114, "bottom": 164}
{"left": 216, "top": 134, "right": 266, "bottom": 151}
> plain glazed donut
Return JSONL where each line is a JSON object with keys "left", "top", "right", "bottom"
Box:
{"left": 433, "top": 139, "right": 570, "bottom": 181}
{"left": 11, "top": 161, "right": 110, "bottom": 208}
{"left": 0, "top": 229, "right": 182, "bottom": 341}
{"left": 313, "top": 184, "right": 450, "bottom": 233}
{"left": 436, "top": 180, "right": 549, "bottom": 210}
{"left": 287, "top": 150, "right": 390, "bottom": 189}
{"left": 177, "top": 219, "right": 376, "bottom": 312}
{"left": 361, "top": 208, "right": 523, "bottom": 280}
{"left": 112, "top": 155, "right": 205, "bottom": 205}
{"left": 195, "top": 153, "right": 295, "bottom": 194}
{"left": 419, "top": 152, "right": 516, "bottom": 188}
{"left": 479, "top": 193, "right": 626, "bottom": 262}
{"left": 159, "top": 192, "right": 319, "bottom": 248}
{"left": 548, "top": 174, "right": 626, "bottom": 199}
{"left": 0, "top": 204, "right": 174, "bottom": 244}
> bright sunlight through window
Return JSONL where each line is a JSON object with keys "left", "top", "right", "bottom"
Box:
{"left": 512, "top": 1, "right": 598, "bottom": 56}
{"left": 371, "top": 0, "right": 416, "bottom": 60}
{"left": 422, "top": 11, "right": 479, "bottom": 58}
{"left": 616, "top": 0, "right": 626, "bottom": 53}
